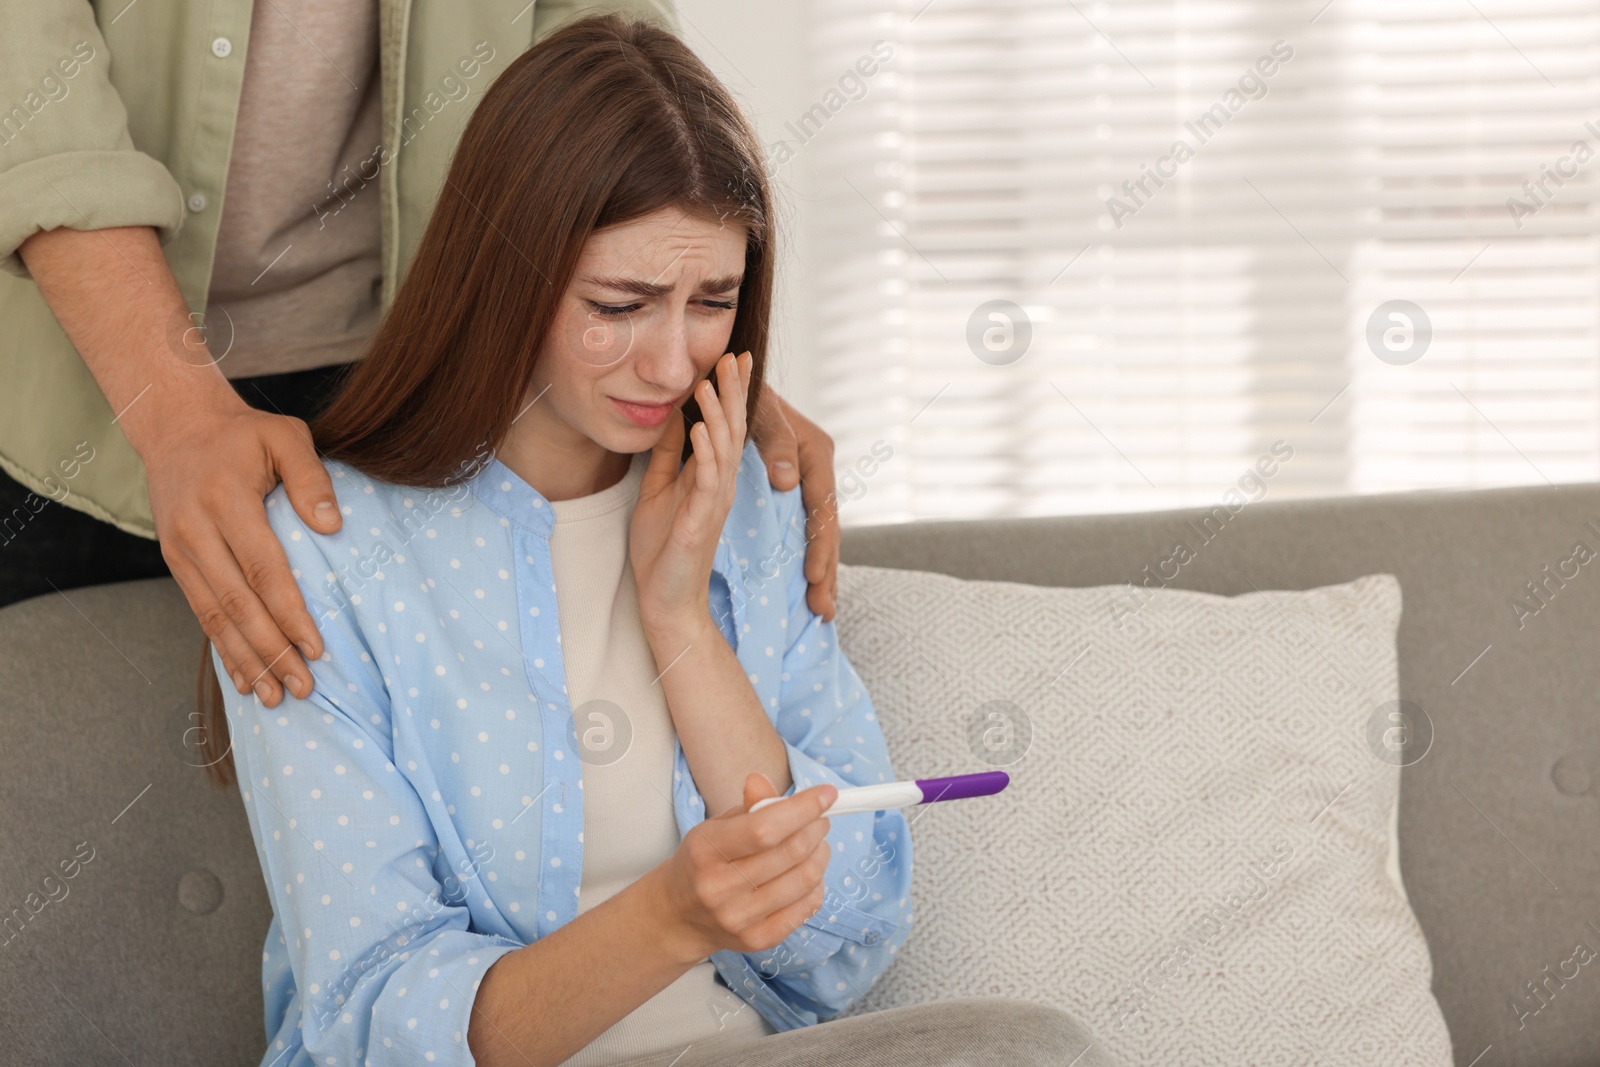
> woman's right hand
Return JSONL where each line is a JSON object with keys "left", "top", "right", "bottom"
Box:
{"left": 651, "top": 772, "right": 838, "bottom": 964}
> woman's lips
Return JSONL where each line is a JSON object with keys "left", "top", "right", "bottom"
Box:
{"left": 610, "top": 396, "right": 675, "bottom": 427}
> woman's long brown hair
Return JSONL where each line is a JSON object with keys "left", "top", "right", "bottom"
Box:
{"left": 196, "top": 11, "right": 775, "bottom": 788}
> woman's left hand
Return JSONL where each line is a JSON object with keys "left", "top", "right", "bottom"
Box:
{"left": 631, "top": 350, "right": 751, "bottom": 638}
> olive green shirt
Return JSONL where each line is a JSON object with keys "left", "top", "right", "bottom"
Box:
{"left": 0, "top": 0, "right": 674, "bottom": 540}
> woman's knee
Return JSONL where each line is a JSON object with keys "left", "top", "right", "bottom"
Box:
{"left": 935, "top": 997, "right": 1124, "bottom": 1067}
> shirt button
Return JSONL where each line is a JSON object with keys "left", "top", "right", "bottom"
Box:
{"left": 210, "top": 36, "right": 233, "bottom": 58}
{"left": 187, "top": 192, "right": 208, "bottom": 213}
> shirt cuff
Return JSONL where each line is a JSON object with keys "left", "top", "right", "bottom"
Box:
{"left": 0, "top": 150, "right": 185, "bottom": 276}
{"left": 783, "top": 738, "right": 851, "bottom": 798}
{"left": 361, "top": 932, "right": 522, "bottom": 1061}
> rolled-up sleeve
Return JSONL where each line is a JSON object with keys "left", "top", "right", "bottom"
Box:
{"left": 213, "top": 498, "right": 522, "bottom": 1064}
{"left": 0, "top": 3, "right": 185, "bottom": 275}
{"left": 740, "top": 486, "right": 915, "bottom": 1022}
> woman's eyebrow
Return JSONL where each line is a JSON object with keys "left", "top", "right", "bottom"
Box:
{"left": 581, "top": 273, "right": 743, "bottom": 297}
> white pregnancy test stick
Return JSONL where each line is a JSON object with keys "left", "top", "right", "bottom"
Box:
{"left": 749, "top": 771, "right": 1010, "bottom": 818}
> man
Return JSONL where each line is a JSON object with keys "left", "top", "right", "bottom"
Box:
{"left": 0, "top": 0, "right": 841, "bottom": 708}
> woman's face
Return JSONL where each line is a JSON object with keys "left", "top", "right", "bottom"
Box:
{"left": 527, "top": 206, "right": 749, "bottom": 456}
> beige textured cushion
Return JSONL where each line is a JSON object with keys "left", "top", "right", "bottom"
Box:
{"left": 831, "top": 565, "right": 1452, "bottom": 1065}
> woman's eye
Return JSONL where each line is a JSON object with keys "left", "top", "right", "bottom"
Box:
{"left": 585, "top": 299, "right": 736, "bottom": 317}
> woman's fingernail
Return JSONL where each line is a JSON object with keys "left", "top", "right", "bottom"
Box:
{"left": 774, "top": 461, "right": 794, "bottom": 471}
{"left": 231, "top": 671, "right": 245, "bottom": 693}
{"left": 253, "top": 680, "right": 271, "bottom": 701}
{"left": 314, "top": 500, "right": 337, "bottom": 525}
{"left": 300, "top": 641, "right": 317, "bottom": 660}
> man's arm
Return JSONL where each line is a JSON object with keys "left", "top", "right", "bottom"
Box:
{"left": 1, "top": 4, "right": 336, "bottom": 706}
{"left": 20, "top": 224, "right": 337, "bottom": 704}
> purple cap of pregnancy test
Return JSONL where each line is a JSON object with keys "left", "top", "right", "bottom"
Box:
{"left": 914, "top": 770, "right": 1010, "bottom": 804}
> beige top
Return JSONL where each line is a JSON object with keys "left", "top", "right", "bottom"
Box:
{"left": 549, "top": 452, "right": 777, "bottom": 1066}
{"left": 206, "top": 0, "right": 385, "bottom": 379}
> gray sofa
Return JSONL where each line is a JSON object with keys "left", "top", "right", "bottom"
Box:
{"left": 2, "top": 482, "right": 1595, "bottom": 1065}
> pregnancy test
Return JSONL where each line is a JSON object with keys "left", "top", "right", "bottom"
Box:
{"left": 750, "top": 770, "right": 1010, "bottom": 817}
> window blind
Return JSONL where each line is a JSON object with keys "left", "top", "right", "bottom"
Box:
{"left": 799, "top": 0, "right": 1600, "bottom": 524}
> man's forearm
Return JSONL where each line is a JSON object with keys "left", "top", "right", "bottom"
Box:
{"left": 468, "top": 865, "right": 701, "bottom": 1066}
{"left": 647, "top": 612, "right": 792, "bottom": 817}
{"left": 18, "top": 224, "right": 241, "bottom": 459}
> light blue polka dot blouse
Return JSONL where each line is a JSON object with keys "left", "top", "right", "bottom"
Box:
{"left": 214, "top": 438, "right": 914, "bottom": 1067}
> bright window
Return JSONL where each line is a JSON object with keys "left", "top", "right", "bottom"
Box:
{"left": 800, "top": 0, "right": 1600, "bottom": 523}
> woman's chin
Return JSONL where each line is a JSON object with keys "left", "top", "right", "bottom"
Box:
{"left": 592, "top": 417, "right": 670, "bottom": 456}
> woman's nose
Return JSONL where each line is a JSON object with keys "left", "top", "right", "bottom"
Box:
{"left": 633, "top": 316, "right": 698, "bottom": 394}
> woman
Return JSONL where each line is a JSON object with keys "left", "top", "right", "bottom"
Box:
{"left": 198, "top": 12, "right": 1115, "bottom": 1067}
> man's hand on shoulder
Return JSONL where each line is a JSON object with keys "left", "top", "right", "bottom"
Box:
{"left": 20, "top": 224, "right": 343, "bottom": 709}
{"left": 749, "top": 385, "right": 838, "bottom": 621}
{"left": 145, "top": 394, "right": 343, "bottom": 707}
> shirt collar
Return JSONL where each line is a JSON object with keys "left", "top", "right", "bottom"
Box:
{"left": 465, "top": 454, "right": 745, "bottom": 616}
{"left": 466, "top": 454, "right": 555, "bottom": 537}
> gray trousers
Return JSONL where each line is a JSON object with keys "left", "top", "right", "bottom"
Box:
{"left": 601, "top": 997, "right": 1127, "bottom": 1067}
